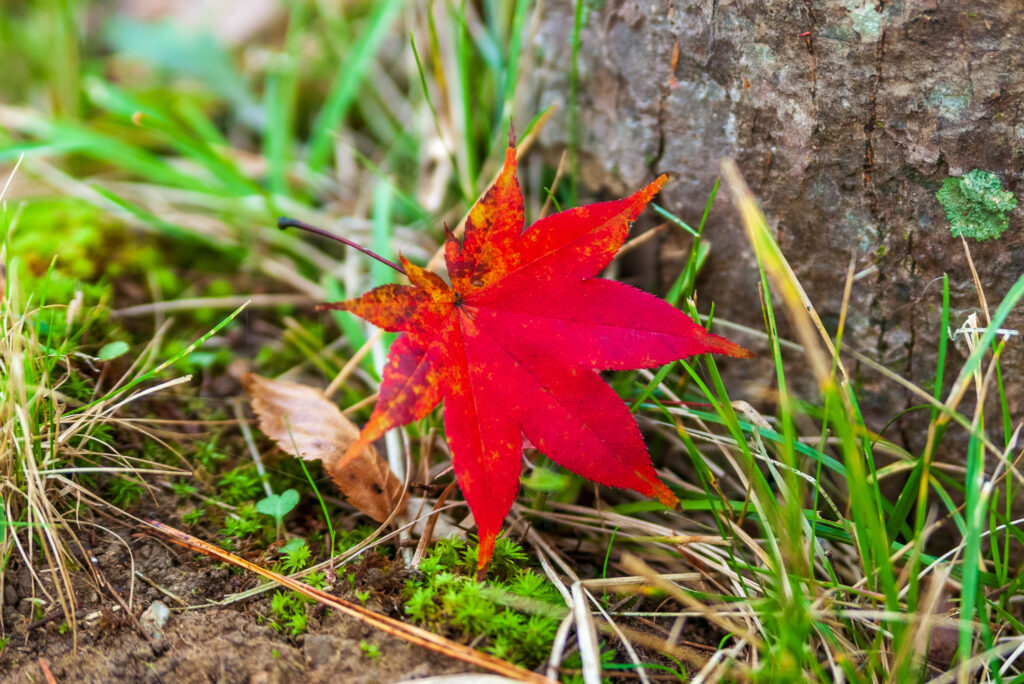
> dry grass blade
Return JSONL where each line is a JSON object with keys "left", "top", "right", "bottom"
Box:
{"left": 621, "top": 553, "right": 761, "bottom": 650}
{"left": 720, "top": 158, "right": 833, "bottom": 387}
{"left": 545, "top": 613, "right": 576, "bottom": 682}
{"left": 243, "top": 372, "right": 406, "bottom": 522}
{"left": 397, "top": 677, "right": 526, "bottom": 684}
{"left": 145, "top": 520, "right": 556, "bottom": 684}
{"left": 410, "top": 479, "right": 459, "bottom": 566}
{"left": 325, "top": 329, "right": 382, "bottom": 399}
{"left": 581, "top": 583, "right": 651, "bottom": 684}
{"left": 114, "top": 294, "right": 312, "bottom": 317}
{"left": 603, "top": 621, "right": 716, "bottom": 674}
{"left": 616, "top": 222, "right": 669, "bottom": 258}
{"left": 569, "top": 582, "right": 602, "bottom": 684}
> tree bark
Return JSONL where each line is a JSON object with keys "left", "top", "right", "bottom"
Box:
{"left": 535, "top": 0, "right": 1024, "bottom": 445}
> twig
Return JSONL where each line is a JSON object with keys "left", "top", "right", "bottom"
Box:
{"left": 410, "top": 480, "right": 458, "bottom": 566}
{"left": 38, "top": 659, "right": 57, "bottom": 684}
{"left": 134, "top": 570, "right": 188, "bottom": 608}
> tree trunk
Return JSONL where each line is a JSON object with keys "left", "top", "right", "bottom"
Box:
{"left": 534, "top": 0, "right": 1023, "bottom": 446}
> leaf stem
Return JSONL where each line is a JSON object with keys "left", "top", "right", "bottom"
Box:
{"left": 277, "top": 216, "right": 407, "bottom": 276}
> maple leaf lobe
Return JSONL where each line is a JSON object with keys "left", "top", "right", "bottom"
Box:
{"left": 447, "top": 145, "right": 525, "bottom": 298}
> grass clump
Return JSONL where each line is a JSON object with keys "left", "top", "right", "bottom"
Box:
{"left": 1, "top": 206, "right": 159, "bottom": 625}
{"left": 1, "top": 178, "right": 252, "bottom": 630}
{"left": 405, "top": 537, "right": 564, "bottom": 668}
{"left": 593, "top": 164, "right": 1024, "bottom": 682}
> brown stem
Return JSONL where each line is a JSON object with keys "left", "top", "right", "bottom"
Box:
{"left": 277, "top": 217, "right": 407, "bottom": 276}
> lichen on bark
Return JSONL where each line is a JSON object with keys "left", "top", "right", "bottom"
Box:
{"left": 936, "top": 169, "right": 1018, "bottom": 241}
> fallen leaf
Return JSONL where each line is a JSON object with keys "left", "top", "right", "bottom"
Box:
{"left": 243, "top": 373, "right": 406, "bottom": 522}
{"left": 325, "top": 131, "right": 751, "bottom": 569}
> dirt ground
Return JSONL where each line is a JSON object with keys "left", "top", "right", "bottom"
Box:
{"left": 0, "top": 511, "right": 477, "bottom": 684}
{"left": 1, "top": 499, "right": 727, "bottom": 683}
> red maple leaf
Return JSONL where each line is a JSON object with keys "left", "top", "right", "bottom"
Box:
{"left": 325, "top": 134, "right": 751, "bottom": 570}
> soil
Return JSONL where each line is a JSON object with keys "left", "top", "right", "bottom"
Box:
{"left": 0, "top": 487, "right": 725, "bottom": 683}
{"left": 0, "top": 502, "right": 474, "bottom": 684}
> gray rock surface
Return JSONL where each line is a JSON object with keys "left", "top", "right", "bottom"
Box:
{"left": 534, "top": 0, "right": 1023, "bottom": 445}
{"left": 303, "top": 633, "right": 340, "bottom": 668}
{"left": 140, "top": 600, "right": 170, "bottom": 643}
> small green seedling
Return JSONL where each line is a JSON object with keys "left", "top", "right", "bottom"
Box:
{"left": 303, "top": 571, "right": 326, "bottom": 590}
{"left": 269, "top": 590, "right": 308, "bottom": 636}
{"left": 182, "top": 507, "right": 204, "bottom": 526}
{"left": 218, "top": 466, "right": 262, "bottom": 504}
{"left": 277, "top": 537, "right": 311, "bottom": 573}
{"left": 360, "top": 640, "right": 382, "bottom": 660}
{"left": 936, "top": 168, "right": 1017, "bottom": 240}
{"left": 194, "top": 437, "right": 229, "bottom": 470}
{"left": 170, "top": 479, "right": 197, "bottom": 498}
{"left": 220, "top": 503, "right": 262, "bottom": 546}
{"left": 106, "top": 476, "right": 144, "bottom": 508}
{"left": 256, "top": 488, "right": 300, "bottom": 530}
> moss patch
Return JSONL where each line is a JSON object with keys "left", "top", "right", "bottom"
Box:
{"left": 936, "top": 169, "right": 1017, "bottom": 241}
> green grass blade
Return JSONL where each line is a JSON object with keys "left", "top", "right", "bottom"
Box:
{"left": 500, "top": 0, "right": 530, "bottom": 123}
{"left": 453, "top": 0, "right": 478, "bottom": 193}
{"left": 307, "top": 0, "right": 404, "bottom": 172}
{"left": 264, "top": 0, "right": 308, "bottom": 198}
{"left": 410, "top": 32, "right": 467, "bottom": 201}
{"left": 665, "top": 178, "right": 719, "bottom": 306}
{"left": 568, "top": 0, "right": 584, "bottom": 205}
{"left": 67, "top": 302, "right": 249, "bottom": 415}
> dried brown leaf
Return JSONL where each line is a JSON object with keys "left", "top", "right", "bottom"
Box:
{"left": 243, "top": 373, "right": 406, "bottom": 522}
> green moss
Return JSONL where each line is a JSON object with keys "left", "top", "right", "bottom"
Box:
{"left": 403, "top": 538, "right": 565, "bottom": 668}
{"left": 936, "top": 169, "right": 1017, "bottom": 241}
